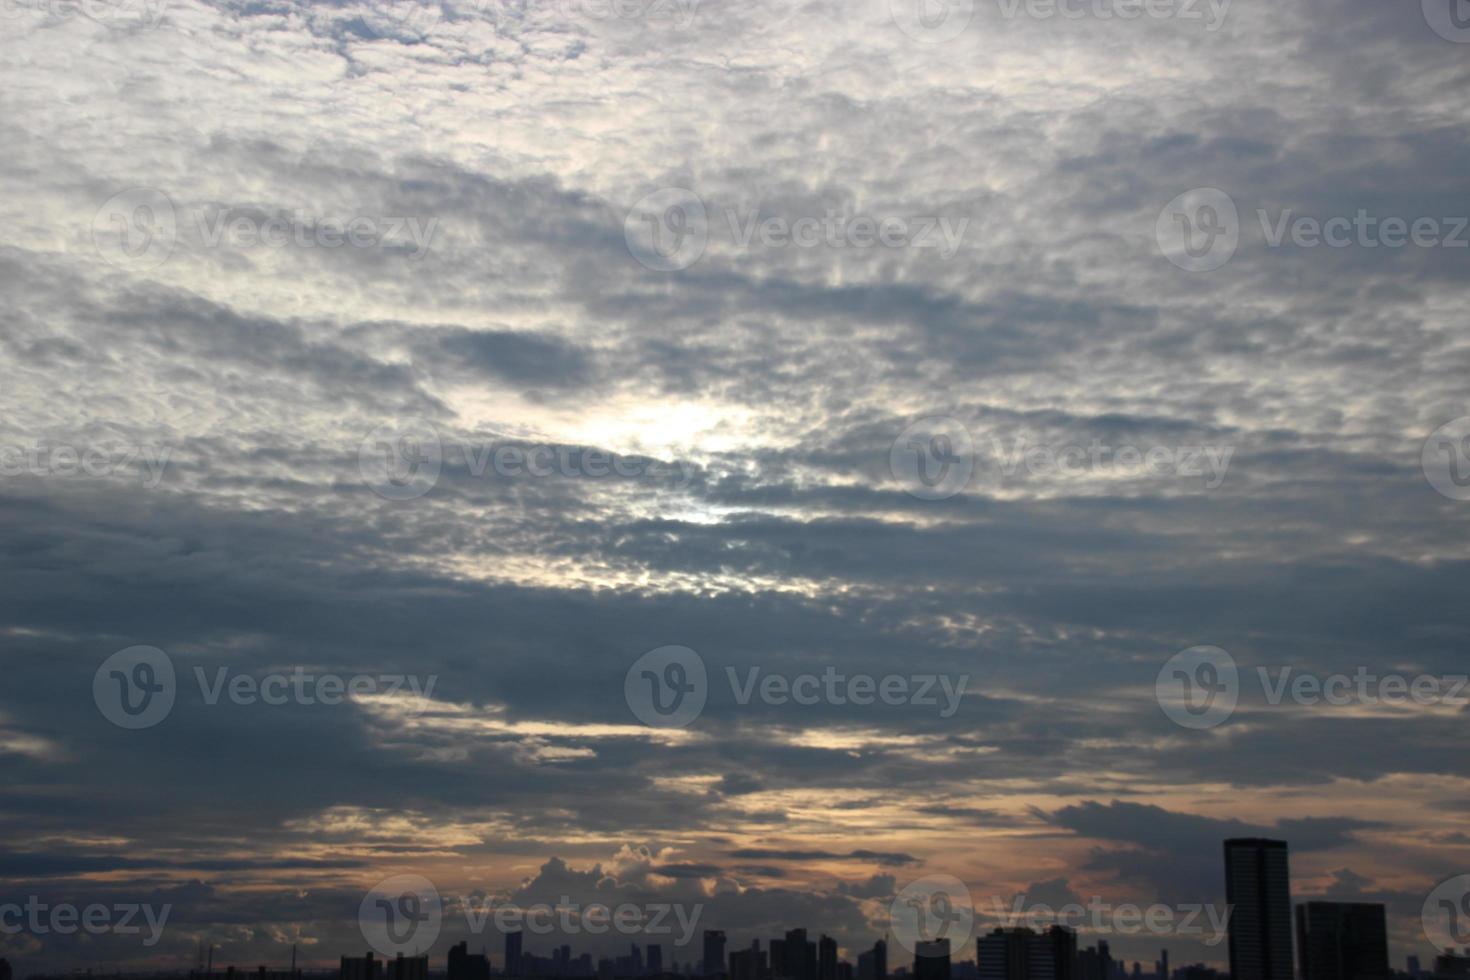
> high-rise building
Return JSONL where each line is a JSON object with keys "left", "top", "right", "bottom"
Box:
{"left": 783, "top": 930, "right": 814, "bottom": 980}
{"left": 1224, "top": 839, "right": 1294, "bottom": 980}
{"left": 1296, "top": 902, "right": 1390, "bottom": 980}
{"left": 387, "top": 953, "right": 428, "bottom": 980}
{"left": 1076, "top": 942, "right": 1112, "bottom": 980}
{"left": 506, "top": 931, "right": 525, "bottom": 978}
{"left": 732, "top": 949, "right": 758, "bottom": 980}
{"left": 342, "top": 954, "right": 384, "bottom": 980}
{"left": 706, "top": 930, "right": 729, "bottom": 976}
{"left": 859, "top": 942, "right": 888, "bottom": 980}
{"left": 915, "top": 941, "right": 951, "bottom": 980}
{"left": 820, "top": 937, "right": 839, "bottom": 980}
{"left": 0, "top": 958, "right": 11, "bottom": 980}
{"left": 451, "top": 942, "right": 492, "bottom": 980}
{"left": 1407, "top": 956, "right": 1422, "bottom": 980}
{"left": 649, "top": 946, "right": 664, "bottom": 975}
{"left": 976, "top": 927, "right": 1077, "bottom": 980}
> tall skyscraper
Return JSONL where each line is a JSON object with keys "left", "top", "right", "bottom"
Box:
{"left": 649, "top": 946, "right": 664, "bottom": 975}
{"left": 705, "top": 930, "right": 728, "bottom": 976}
{"left": 1296, "top": 902, "right": 1390, "bottom": 980}
{"left": 506, "top": 931, "right": 524, "bottom": 978}
{"left": 978, "top": 927, "right": 1077, "bottom": 980}
{"left": 1224, "top": 839, "right": 1294, "bottom": 980}
{"left": 819, "top": 936, "right": 839, "bottom": 980}
{"left": 784, "top": 930, "right": 814, "bottom": 980}
{"left": 858, "top": 941, "right": 888, "bottom": 980}
{"left": 772, "top": 941, "right": 789, "bottom": 980}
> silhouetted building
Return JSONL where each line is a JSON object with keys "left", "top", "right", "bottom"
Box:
{"left": 1, "top": 959, "right": 11, "bottom": 980}
{"left": 1076, "top": 942, "right": 1113, "bottom": 980}
{"left": 706, "top": 930, "right": 728, "bottom": 976}
{"left": 1173, "top": 965, "right": 1226, "bottom": 980}
{"left": 451, "top": 942, "right": 492, "bottom": 980}
{"left": 1225, "top": 839, "right": 1294, "bottom": 980}
{"left": 507, "top": 932, "right": 524, "bottom": 977}
{"left": 820, "top": 937, "right": 839, "bottom": 980}
{"left": 781, "top": 930, "right": 815, "bottom": 980}
{"left": 976, "top": 927, "right": 1077, "bottom": 980}
{"left": 343, "top": 954, "right": 384, "bottom": 980}
{"left": 1433, "top": 953, "right": 1470, "bottom": 980}
{"left": 386, "top": 953, "right": 427, "bottom": 980}
{"left": 858, "top": 941, "right": 888, "bottom": 980}
{"left": 916, "top": 941, "right": 951, "bottom": 980}
{"left": 733, "top": 948, "right": 762, "bottom": 980}
{"left": 648, "top": 947, "right": 663, "bottom": 975}
{"left": 1296, "top": 902, "right": 1389, "bottom": 980}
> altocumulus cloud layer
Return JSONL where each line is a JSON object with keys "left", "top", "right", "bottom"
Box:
{"left": 1, "top": 0, "right": 1468, "bottom": 974}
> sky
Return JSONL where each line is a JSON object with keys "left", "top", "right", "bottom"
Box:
{"left": 2, "top": 0, "right": 1470, "bottom": 975}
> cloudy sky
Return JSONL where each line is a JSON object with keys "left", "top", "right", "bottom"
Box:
{"left": 2, "top": 0, "right": 1469, "bottom": 975}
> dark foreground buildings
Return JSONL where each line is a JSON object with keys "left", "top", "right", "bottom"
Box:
{"left": 1295, "top": 902, "right": 1390, "bottom": 980}
{"left": 1225, "top": 839, "right": 1295, "bottom": 980}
